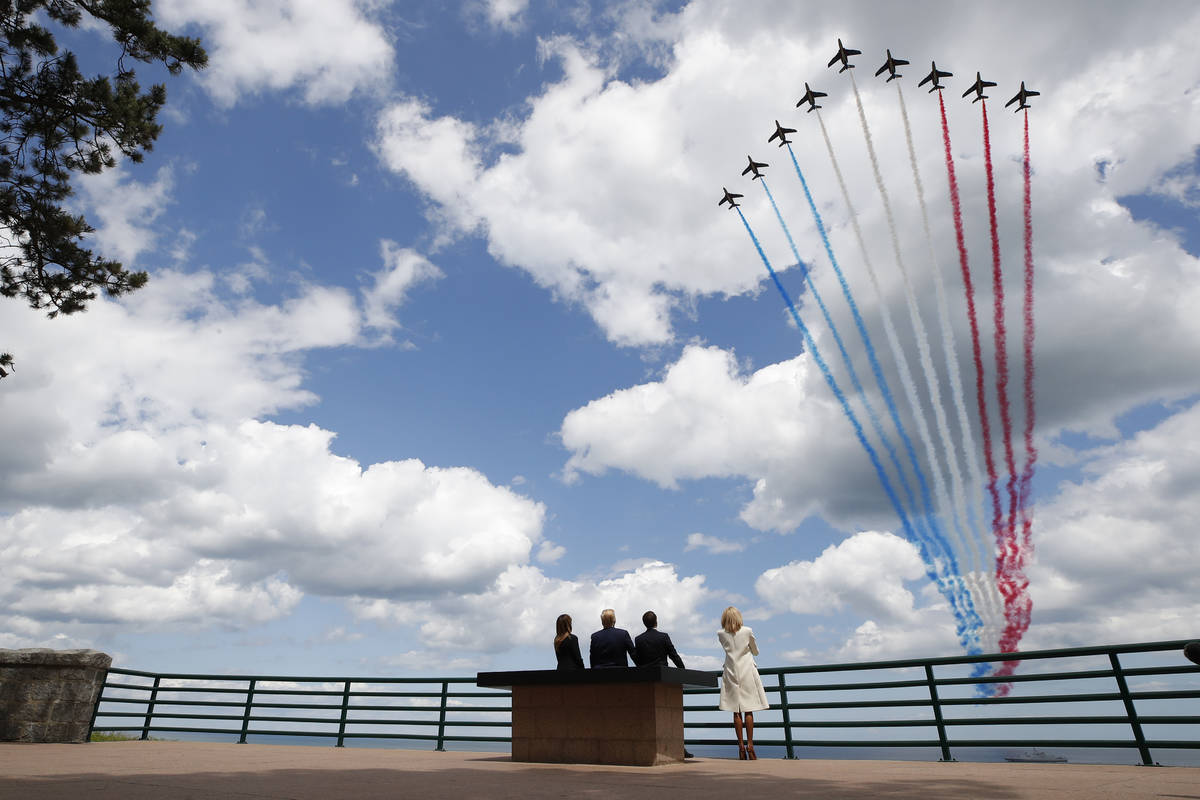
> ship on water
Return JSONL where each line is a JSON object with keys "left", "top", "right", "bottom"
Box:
{"left": 1004, "top": 749, "right": 1068, "bottom": 763}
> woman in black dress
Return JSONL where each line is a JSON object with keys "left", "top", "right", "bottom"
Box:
{"left": 554, "top": 613, "right": 584, "bottom": 670}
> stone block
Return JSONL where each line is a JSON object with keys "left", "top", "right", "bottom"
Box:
{"left": 0, "top": 648, "right": 112, "bottom": 743}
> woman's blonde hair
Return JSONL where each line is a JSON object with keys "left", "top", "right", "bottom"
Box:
{"left": 721, "top": 606, "right": 743, "bottom": 634}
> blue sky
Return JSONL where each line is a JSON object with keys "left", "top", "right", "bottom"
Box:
{"left": 2, "top": 0, "right": 1199, "bottom": 680}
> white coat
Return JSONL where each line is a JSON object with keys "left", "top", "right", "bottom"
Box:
{"left": 717, "top": 625, "right": 768, "bottom": 713}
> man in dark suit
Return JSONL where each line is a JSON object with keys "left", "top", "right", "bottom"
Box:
{"left": 635, "top": 610, "right": 692, "bottom": 757}
{"left": 634, "top": 610, "right": 686, "bottom": 668}
{"left": 590, "top": 608, "right": 636, "bottom": 668}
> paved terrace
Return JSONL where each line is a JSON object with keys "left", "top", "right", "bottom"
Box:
{"left": 3, "top": 742, "right": 1200, "bottom": 799}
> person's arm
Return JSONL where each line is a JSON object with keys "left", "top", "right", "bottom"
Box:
{"left": 589, "top": 634, "right": 598, "bottom": 668}
{"left": 664, "top": 633, "right": 685, "bottom": 669}
{"left": 569, "top": 635, "right": 584, "bottom": 669}
{"left": 748, "top": 629, "right": 759, "bottom": 657}
{"left": 624, "top": 631, "right": 637, "bottom": 665}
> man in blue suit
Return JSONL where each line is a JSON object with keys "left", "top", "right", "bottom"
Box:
{"left": 634, "top": 610, "right": 686, "bottom": 668}
{"left": 589, "top": 608, "right": 636, "bottom": 667}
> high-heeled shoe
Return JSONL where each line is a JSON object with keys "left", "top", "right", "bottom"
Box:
{"left": 747, "top": 744, "right": 757, "bottom": 760}
{"left": 738, "top": 744, "right": 747, "bottom": 760}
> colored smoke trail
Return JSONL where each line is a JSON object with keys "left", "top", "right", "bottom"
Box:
{"left": 938, "top": 91, "right": 1002, "bottom": 561}
{"left": 981, "top": 99, "right": 1027, "bottom": 679}
{"left": 761, "top": 177, "right": 927, "bottom": 562}
{"left": 981, "top": 99, "right": 1019, "bottom": 544}
{"left": 733, "top": 207, "right": 940, "bottom": 589}
{"left": 994, "top": 110, "right": 1039, "bottom": 682}
{"left": 848, "top": 71, "right": 983, "bottom": 652}
{"left": 896, "top": 82, "right": 1003, "bottom": 656}
{"left": 813, "top": 109, "right": 979, "bottom": 647}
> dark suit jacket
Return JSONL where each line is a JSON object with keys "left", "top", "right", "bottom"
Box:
{"left": 634, "top": 627, "right": 685, "bottom": 668}
{"left": 589, "top": 626, "right": 636, "bottom": 668}
{"left": 555, "top": 633, "right": 584, "bottom": 670}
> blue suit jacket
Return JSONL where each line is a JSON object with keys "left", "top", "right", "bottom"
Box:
{"left": 590, "top": 626, "right": 636, "bottom": 668}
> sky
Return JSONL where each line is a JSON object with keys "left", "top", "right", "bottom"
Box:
{"left": 1, "top": 0, "right": 1199, "bottom": 681}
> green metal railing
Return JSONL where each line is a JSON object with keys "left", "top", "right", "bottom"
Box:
{"left": 90, "top": 638, "right": 1200, "bottom": 764}
{"left": 92, "top": 669, "right": 512, "bottom": 750}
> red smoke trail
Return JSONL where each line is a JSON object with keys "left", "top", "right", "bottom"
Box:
{"left": 993, "top": 110, "right": 1039, "bottom": 680}
{"left": 1019, "top": 110, "right": 1038, "bottom": 555}
{"left": 982, "top": 101, "right": 1033, "bottom": 687}
{"left": 939, "top": 92, "right": 1002, "bottom": 559}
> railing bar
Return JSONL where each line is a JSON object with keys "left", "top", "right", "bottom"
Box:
{"left": 336, "top": 681, "right": 352, "bottom": 748}
{"left": 140, "top": 676, "right": 161, "bottom": 741}
{"left": 238, "top": 679, "right": 256, "bottom": 744}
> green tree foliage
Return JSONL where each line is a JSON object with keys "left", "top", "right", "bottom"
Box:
{"left": 0, "top": 1, "right": 206, "bottom": 376}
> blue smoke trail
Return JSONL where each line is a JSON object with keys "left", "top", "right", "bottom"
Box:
{"left": 785, "top": 142, "right": 983, "bottom": 652}
{"left": 760, "top": 178, "right": 932, "bottom": 551}
{"left": 733, "top": 207, "right": 944, "bottom": 596}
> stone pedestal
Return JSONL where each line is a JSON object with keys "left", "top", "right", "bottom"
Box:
{"left": 0, "top": 649, "right": 112, "bottom": 743}
{"left": 477, "top": 666, "right": 716, "bottom": 767}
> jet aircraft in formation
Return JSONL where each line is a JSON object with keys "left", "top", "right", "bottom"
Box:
{"left": 962, "top": 71, "right": 997, "bottom": 103}
{"left": 741, "top": 156, "right": 768, "bottom": 180}
{"left": 768, "top": 120, "right": 796, "bottom": 147}
{"left": 720, "top": 43, "right": 1042, "bottom": 211}
{"left": 917, "top": 61, "right": 953, "bottom": 92}
{"left": 1005, "top": 81, "right": 1040, "bottom": 111}
{"left": 874, "top": 49, "right": 909, "bottom": 82}
{"left": 827, "top": 38, "right": 860, "bottom": 73}
{"left": 796, "top": 82, "right": 826, "bottom": 113}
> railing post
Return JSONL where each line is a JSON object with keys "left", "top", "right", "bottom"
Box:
{"left": 435, "top": 681, "right": 449, "bottom": 752}
{"left": 776, "top": 673, "right": 796, "bottom": 759}
{"left": 1109, "top": 652, "right": 1156, "bottom": 766}
{"left": 924, "top": 664, "right": 955, "bottom": 762}
{"left": 238, "top": 679, "right": 257, "bottom": 744}
{"left": 140, "top": 676, "right": 161, "bottom": 741}
{"left": 87, "top": 666, "right": 110, "bottom": 741}
{"left": 336, "top": 680, "right": 352, "bottom": 748}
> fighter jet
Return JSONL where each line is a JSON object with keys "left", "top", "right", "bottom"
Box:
{"left": 718, "top": 187, "right": 743, "bottom": 209}
{"left": 796, "top": 82, "right": 827, "bottom": 113}
{"left": 741, "top": 156, "right": 768, "bottom": 180}
{"left": 917, "top": 61, "right": 952, "bottom": 93}
{"left": 962, "top": 71, "right": 997, "bottom": 103}
{"left": 768, "top": 120, "right": 796, "bottom": 147}
{"left": 1005, "top": 81, "right": 1040, "bottom": 112}
{"left": 874, "top": 49, "right": 909, "bottom": 82}
{"left": 827, "top": 38, "right": 861, "bottom": 73}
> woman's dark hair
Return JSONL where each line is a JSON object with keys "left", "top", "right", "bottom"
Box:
{"left": 554, "top": 613, "right": 573, "bottom": 647}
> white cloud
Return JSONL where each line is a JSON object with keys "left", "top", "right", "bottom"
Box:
{"left": 685, "top": 532, "right": 746, "bottom": 554}
{"left": 1018, "top": 402, "right": 1200, "bottom": 649}
{"left": 756, "top": 531, "right": 925, "bottom": 623}
{"left": 361, "top": 241, "right": 443, "bottom": 333}
{"left": 0, "top": 265, "right": 545, "bottom": 641}
{"left": 536, "top": 540, "right": 566, "bottom": 564}
{"left": 157, "top": 0, "right": 394, "bottom": 106}
{"left": 559, "top": 344, "right": 895, "bottom": 531}
{"left": 76, "top": 165, "right": 175, "bottom": 266}
{"left": 350, "top": 560, "right": 713, "bottom": 656}
{"left": 478, "top": 0, "right": 529, "bottom": 31}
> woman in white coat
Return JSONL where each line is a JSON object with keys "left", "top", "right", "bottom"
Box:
{"left": 717, "top": 606, "right": 768, "bottom": 759}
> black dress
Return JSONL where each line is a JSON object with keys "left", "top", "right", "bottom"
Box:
{"left": 554, "top": 633, "right": 584, "bottom": 670}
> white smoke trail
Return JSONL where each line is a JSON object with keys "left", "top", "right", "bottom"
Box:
{"left": 893, "top": 80, "right": 1004, "bottom": 647}
{"left": 814, "top": 107, "right": 977, "bottom": 639}
{"left": 846, "top": 72, "right": 965, "bottom": 572}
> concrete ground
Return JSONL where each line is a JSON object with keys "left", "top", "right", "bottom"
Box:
{"left": 2, "top": 741, "right": 1199, "bottom": 799}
